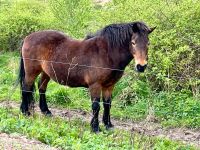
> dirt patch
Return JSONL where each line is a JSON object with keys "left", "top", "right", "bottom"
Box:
{"left": 0, "top": 133, "right": 58, "bottom": 150}
{"left": 94, "top": 0, "right": 111, "bottom": 5}
{"left": 0, "top": 101, "right": 200, "bottom": 148}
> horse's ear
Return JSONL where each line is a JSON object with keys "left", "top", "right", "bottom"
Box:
{"left": 132, "top": 23, "right": 140, "bottom": 33}
{"left": 148, "top": 27, "right": 156, "bottom": 34}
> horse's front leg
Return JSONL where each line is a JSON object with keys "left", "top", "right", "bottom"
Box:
{"left": 102, "top": 86, "right": 114, "bottom": 129}
{"left": 89, "top": 83, "right": 101, "bottom": 133}
{"left": 38, "top": 72, "right": 52, "bottom": 116}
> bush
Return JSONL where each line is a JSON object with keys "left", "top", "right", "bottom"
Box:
{"left": 0, "top": 0, "right": 57, "bottom": 51}
{"left": 146, "top": 0, "right": 200, "bottom": 92}
{"left": 49, "top": 0, "right": 95, "bottom": 38}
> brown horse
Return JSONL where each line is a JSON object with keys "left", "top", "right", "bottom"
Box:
{"left": 18, "top": 21, "right": 155, "bottom": 132}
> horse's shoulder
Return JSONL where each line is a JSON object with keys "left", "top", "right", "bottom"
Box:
{"left": 94, "top": 37, "right": 108, "bottom": 50}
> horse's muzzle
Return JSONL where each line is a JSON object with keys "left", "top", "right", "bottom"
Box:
{"left": 135, "top": 64, "right": 147, "bottom": 72}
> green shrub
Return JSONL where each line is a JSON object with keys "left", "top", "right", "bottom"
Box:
{"left": 146, "top": 0, "right": 200, "bottom": 92}
{"left": 49, "top": 0, "right": 95, "bottom": 38}
{"left": 0, "top": 0, "right": 56, "bottom": 51}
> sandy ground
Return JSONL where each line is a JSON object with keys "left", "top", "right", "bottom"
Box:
{"left": 94, "top": 0, "right": 111, "bottom": 5}
{"left": 0, "top": 132, "right": 58, "bottom": 150}
{"left": 0, "top": 100, "right": 200, "bottom": 149}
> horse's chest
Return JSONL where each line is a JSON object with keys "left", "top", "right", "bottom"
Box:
{"left": 103, "top": 70, "right": 124, "bottom": 86}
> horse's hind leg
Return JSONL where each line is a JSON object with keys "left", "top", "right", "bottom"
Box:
{"left": 21, "top": 73, "right": 38, "bottom": 116}
{"left": 38, "top": 72, "right": 51, "bottom": 116}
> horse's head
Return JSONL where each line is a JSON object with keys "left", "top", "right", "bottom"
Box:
{"left": 130, "top": 25, "right": 156, "bottom": 72}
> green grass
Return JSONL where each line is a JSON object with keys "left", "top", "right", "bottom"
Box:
{"left": 0, "top": 52, "right": 20, "bottom": 101}
{"left": 0, "top": 107, "right": 196, "bottom": 150}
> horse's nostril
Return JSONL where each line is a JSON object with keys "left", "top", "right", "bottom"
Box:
{"left": 136, "top": 64, "right": 141, "bottom": 70}
{"left": 136, "top": 64, "right": 147, "bottom": 72}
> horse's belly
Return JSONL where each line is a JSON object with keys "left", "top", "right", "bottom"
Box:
{"left": 56, "top": 70, "right": 88, "bottom": 88}
{"left": 65, "top": 74, "right": 88, "bottom": 88}
{"left": 42, "top": 63, "right": 88, "bottom": 88}
{"left": 50, "top": 74, "right": 88, "bottom": 88}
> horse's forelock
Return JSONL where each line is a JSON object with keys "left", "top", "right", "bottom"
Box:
{"left": 132, "top": 22, "right": 150, "bottom": 34}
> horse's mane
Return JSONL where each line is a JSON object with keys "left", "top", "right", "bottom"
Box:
{"left": 85, "top": 21, "right": 150, "bottom": 48}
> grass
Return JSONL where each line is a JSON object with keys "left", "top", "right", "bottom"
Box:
{"left": 0, "top": 107, "right": 196, "bottom": 150}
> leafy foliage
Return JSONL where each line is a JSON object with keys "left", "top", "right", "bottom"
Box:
{"left": 49, "top": 0, "right": 95, "bottom": 38}
{"left": 0, "top": 0, "right": 57, "bottom": 51}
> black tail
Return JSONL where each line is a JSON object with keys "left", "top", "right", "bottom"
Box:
{"left": 18, "top": 53, "right": 25, "bottom": 89}
{"left": 15, "top": 40, "right": 25, "bottom": 89}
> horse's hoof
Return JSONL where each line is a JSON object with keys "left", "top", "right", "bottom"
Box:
{"left": 22, "top": 111, "right": 31, "bottom": 116}
{"left": 105, "top": 123, "right": 114, "bottom": 130}
{"left": 92, "top": 127, "right": 101, "bottom": 133}
{"left": 42, "top": 110, "right": 52, "bottom": 117}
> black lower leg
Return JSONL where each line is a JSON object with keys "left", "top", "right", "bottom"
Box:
{"left": 103, "top": 97, "right": 113, "bottom": 129}
{"left": 20, "top": 90, "right": 30, "bottom": 115}
{"left": 20, "top": 85, "right": 34, "bottom": 116}
{"left": 39, "top": 89, "right": 51, "bottom": 115}
{"left": 91, "top": 97, "right": 100, "bottom": 133}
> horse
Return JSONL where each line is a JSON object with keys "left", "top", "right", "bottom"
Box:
{"left": 18, "top": 21, "right": 155, "bottom": 132}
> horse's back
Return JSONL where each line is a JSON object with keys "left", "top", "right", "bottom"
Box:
{"left": 22, "top": 30, "right": 69, "bottom": 61}
{"left": 23, "top": 30, "right": 67, "bottom": 49}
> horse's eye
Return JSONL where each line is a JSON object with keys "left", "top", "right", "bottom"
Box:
{"left": 131, "top": 41, "right": 136, "bottom": 45}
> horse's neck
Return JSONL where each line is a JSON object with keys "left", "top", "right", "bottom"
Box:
{"left": 109, "top": 47, "right": 133, "bottom": 70}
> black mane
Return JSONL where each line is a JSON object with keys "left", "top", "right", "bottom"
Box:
{"left": 85, "top": 21, "right": 150, "bottom": 48}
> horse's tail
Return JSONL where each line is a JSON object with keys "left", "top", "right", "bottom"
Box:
{"left": 18, "top": 52, "right": 25, "bottom": 89}
{"left": 16, "top": 40, "right": 25, "bottom": 89}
